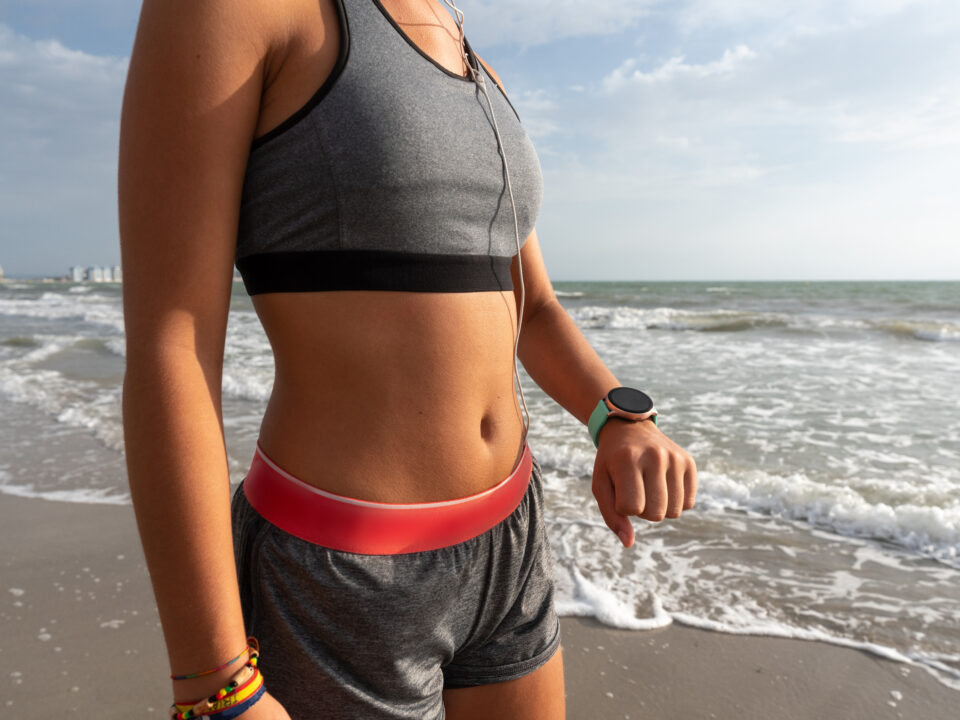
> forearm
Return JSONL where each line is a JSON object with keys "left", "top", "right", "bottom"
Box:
{"left": 519, "top": 299, "right": 696, "bottom": 542}
{"left": 123, "top": 348, "right": 248, "bottom": 700}
{"left": 517, "top": 299, "right": 621, "bottom": 426}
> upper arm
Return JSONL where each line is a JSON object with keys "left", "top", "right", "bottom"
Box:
{"left": 511, "top": 228, "right": 558, "bottom": 323}
{"left": 118, "top": 0, "right": 275, "bottom": 369}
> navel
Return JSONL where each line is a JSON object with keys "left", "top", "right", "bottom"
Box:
{"left": 479, "top": 413, "right": 495, "bottom": 441}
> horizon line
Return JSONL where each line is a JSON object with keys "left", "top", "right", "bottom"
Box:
{"left": 2, "top": 274, "right": 959, "bottom": 284}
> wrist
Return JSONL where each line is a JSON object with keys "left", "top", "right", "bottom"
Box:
{"left": 588, "top": 387, "right": 657, "bottom": 448}
{"left": 171, "top": 647, "right": 253, "bottom": 705}
{"left": 171, "top": 652, "right": 265, "bottom": 720}
{"left": 596, "top": 413, "right": 656, "bottom": 446}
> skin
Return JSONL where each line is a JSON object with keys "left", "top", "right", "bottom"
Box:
{"left": 118, "top": 1, "right": 697, "bottom": 718}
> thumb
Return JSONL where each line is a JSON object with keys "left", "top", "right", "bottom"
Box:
{"left": 592, "top": 462, "right": 635, "bottom": 548}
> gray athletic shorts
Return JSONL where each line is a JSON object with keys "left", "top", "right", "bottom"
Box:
{"left": 230, "top": 454, "right": 561, "bottom": 720}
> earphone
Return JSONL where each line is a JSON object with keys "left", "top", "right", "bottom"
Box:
{"left": 440, "top": 0, "right": 531, "bottom": 443}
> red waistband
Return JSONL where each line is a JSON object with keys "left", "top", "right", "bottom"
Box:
{"left": 242, "top": 442, "right": 533, "bottom": 555}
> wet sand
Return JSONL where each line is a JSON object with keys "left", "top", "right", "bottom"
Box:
{"left": 1, "top": 494, "right": 956, "bottom": 718}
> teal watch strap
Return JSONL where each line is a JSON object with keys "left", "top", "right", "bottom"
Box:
{"left": 588, "top": 398, "right": 610, "bottom": 448}
{"left": 588, "top": 396, "right": 659, "bottom": 448}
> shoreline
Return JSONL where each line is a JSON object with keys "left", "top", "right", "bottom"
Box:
{"left": 2, "top": 493, "right": 956, "bottom": 719}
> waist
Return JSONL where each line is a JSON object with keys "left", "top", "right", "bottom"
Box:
{"left": 252, "top": 288, "right": 525, "bottom": 500}
{"left": 242, "top": 441, "right": 534, "bottom": 555}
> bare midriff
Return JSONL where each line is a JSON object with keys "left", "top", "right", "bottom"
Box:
{"left": 252, "top": 290, "right": 526, "bottom": 503}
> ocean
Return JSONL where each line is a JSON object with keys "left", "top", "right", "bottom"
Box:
{"left": 1, "top": 279, "right": 958, "bottom": 690}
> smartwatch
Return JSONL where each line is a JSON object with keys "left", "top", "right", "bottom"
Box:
{"left": 588, "top": 387, "right": 658, "bottom": 448}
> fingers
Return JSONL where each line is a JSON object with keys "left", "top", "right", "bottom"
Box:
{"left": 635, "top": 443, "right": 698, "bottom": 519}
{"left": 634, "top": 447, "right": 668, "bottom": 523}
{"left": 593, "top": 427, "right": 699, "bottom": 548}
{"left": 683, "top": 458, "right": 698, "bottom": 511}
{"left": 665, "top": 453, "right": 685, "bottom": 519}
{"left": 611, "top": 452, "right": 646, "bottom": 518}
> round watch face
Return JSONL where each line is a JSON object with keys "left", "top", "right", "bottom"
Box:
{"left": 608, "top": 387, "right": 653, "bottom": 414}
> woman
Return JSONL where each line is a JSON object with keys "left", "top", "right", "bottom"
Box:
{"left": 118, "top": 0, "right": 698, "bottom": 718}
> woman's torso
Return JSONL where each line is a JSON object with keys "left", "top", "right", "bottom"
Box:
{"left": 244, "top": 0, "right": 540, "bottom": 502}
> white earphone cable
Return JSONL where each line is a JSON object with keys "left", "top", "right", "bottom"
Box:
{"left": 440, "top": 0, "right": 530, "bottom": 443}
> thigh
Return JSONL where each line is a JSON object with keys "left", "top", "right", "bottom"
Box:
{"left": 442, "top": 647, "right": 565, "bottom": 720}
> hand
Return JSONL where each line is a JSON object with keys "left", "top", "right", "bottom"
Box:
{"left": 591, "top": 417, "right": 697, "bottom": 548}
{"left": 237, "top": 691, "right": 293, "bottom": 719}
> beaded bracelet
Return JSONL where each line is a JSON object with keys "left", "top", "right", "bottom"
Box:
{"left": 171, "top": 637, "right": 258, "bottom": 680}
{"left": 170, "top": 643, "right": 264, "bottom": 719}
{"left": 170, "top": 668, "right": 264, "bottom": 719}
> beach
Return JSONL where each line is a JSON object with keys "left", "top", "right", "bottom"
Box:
{"left": 3, "top": 493, "right": 956, "bottom": 719}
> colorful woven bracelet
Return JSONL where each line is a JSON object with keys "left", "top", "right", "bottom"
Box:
{"left": 170, "top": 644, "right": 262, "bottom": 719}
{"left": 174, "top": 658, "right": 259, "bottom": 709}
{"left": 170, "top": 667, "right": 264, "bottom": 719}
{"left": 172, "top": 646, "right": 259, "bottom": 709}
{"left": 211, "top": 682, "right": 266, "bottom": 720}
{"left": 171, "top": 637, "right": 258, "bottom": 681}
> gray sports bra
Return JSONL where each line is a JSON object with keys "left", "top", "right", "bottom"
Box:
{"left": 235, "top": 0, "right": 543, "bottom": 294}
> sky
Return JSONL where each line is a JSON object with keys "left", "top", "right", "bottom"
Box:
{"left": 1, "top": 0, "right": 959, "bottom": 281}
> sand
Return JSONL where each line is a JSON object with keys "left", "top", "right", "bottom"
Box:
{"left": 1, "top": 494, "right": 956, "bottom": 719}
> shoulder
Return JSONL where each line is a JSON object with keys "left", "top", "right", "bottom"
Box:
{"left": 130, "top": 0, "right": 295, "bottom": 71}
{"left": 473, "top": 52, "right": 509, "bottom": 97}
{"left": 124, "top": 0, "right": 277, "bottom": 107}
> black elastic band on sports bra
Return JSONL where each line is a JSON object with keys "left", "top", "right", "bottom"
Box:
{"left": 236, "top": 250, "right": 514, "bottom": 295}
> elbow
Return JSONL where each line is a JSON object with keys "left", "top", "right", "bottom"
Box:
{"left": 522, "top": 293, "right": 562, "bottom": 329}
{"left": 121, "top": 349, "right": 224, "bottom": 431}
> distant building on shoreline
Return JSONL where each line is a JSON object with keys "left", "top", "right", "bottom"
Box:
{"left": 69, "top": 265, "right": 122, "bottom": 283}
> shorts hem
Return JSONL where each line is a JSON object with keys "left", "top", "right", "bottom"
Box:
{"left": 441, "top": 619, "right": 562, "bottom": 689}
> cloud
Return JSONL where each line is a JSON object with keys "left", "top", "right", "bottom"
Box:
{"left": 449, "top": 0, "right": 659, "bottom": 47}
{"left": 538, "top": 0, "right": 960, "bottom": 168}
{"left": 454, "top": 0, "right": 958, "bottom": 51}
{"left": 673, "top": 0, "right": 939, "bottom": 34}
{"left": 2, "top": 1, "right": 958, "bottom": 280}
{"left": 1, "top": 0, "right": 138, "bottom": 53}
{"left": 516, "top": 1, "right": 960, "bottom": 279}
{"left": 513, "top": 88, "right": 561, "bottom": 139}
{"left": 830, "top": 91, "right": 960, "bottom": 149}
{"left": 0, "top": 23, "right": 128, "bottom": 273}
{"left": 0, "top": 24, "right": 128, "bottom": 170}
{"left": 602, "top": 44, "right": 756, "bottom": 92}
